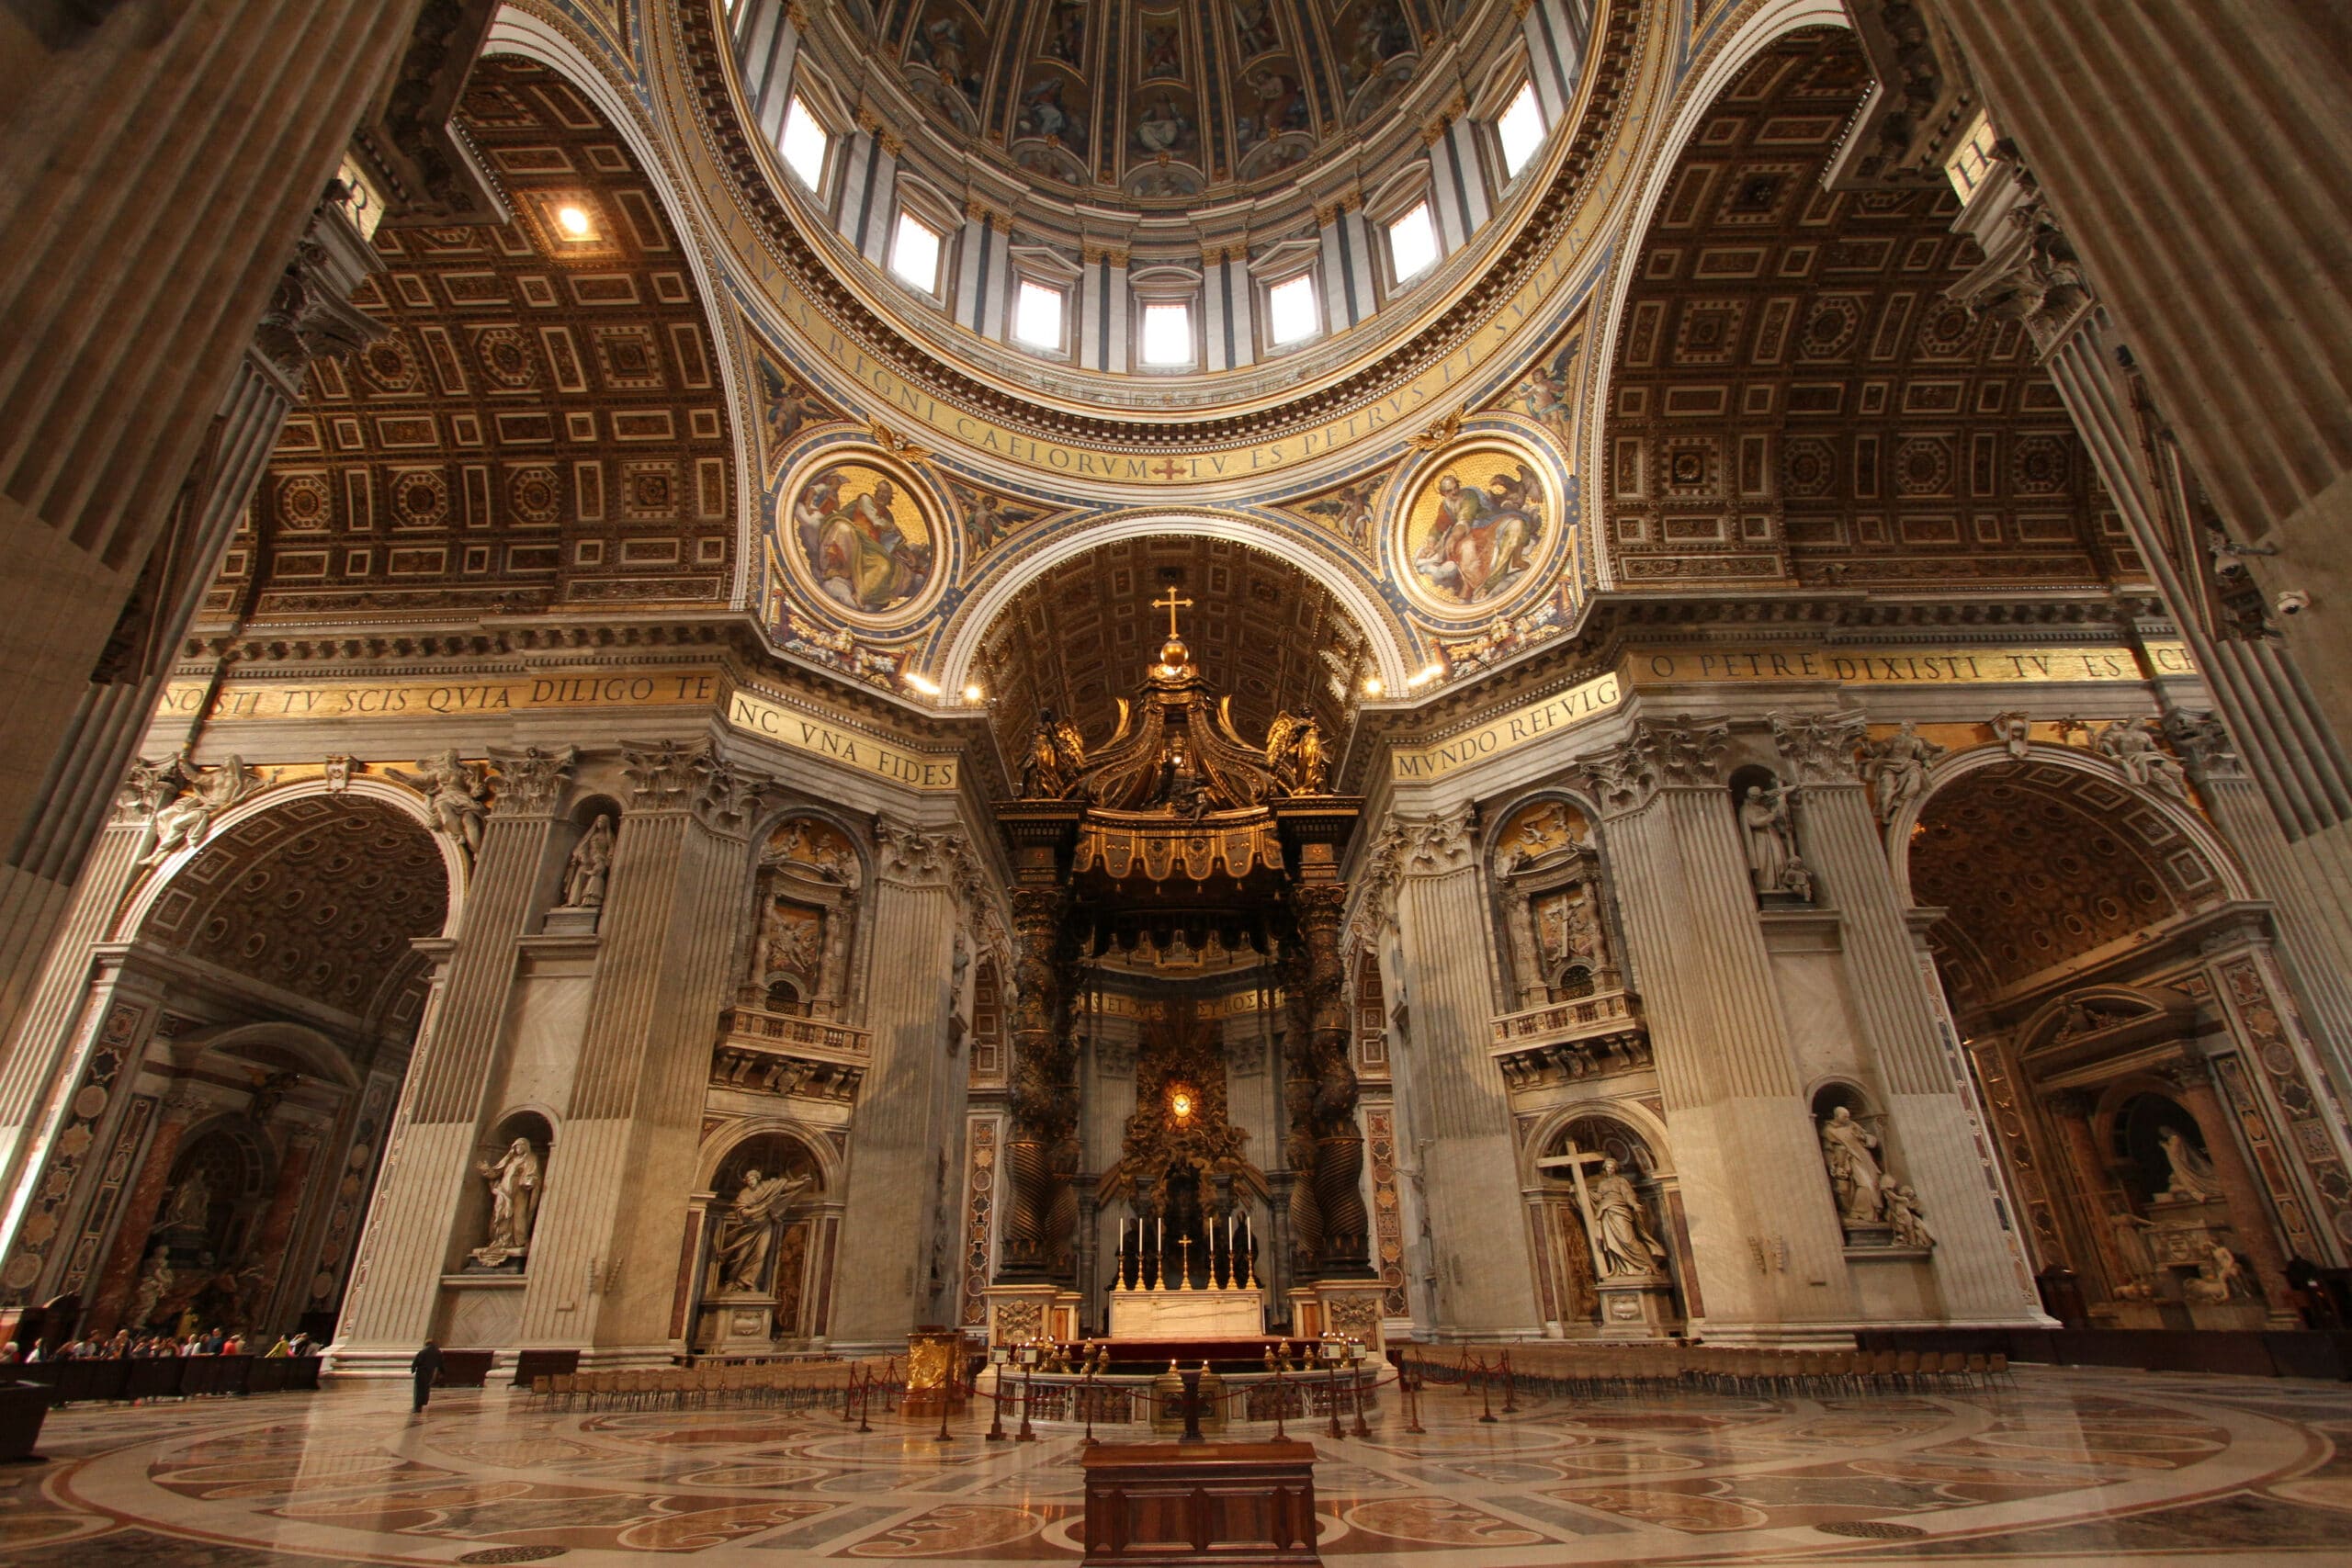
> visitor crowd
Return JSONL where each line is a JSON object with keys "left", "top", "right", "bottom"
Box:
{"left": 0, "top": 1329, "right": 317, "bottom": 1362}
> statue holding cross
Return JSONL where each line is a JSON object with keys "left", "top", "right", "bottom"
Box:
{"left": 1539, "top": 1144, "right": 1668, "bottom": 1281}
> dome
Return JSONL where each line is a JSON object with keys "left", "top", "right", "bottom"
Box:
{"left": 893, "top": 0, "right": 1440, "bottom": 203}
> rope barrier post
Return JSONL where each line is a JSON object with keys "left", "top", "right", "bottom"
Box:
{"left": 1350, "top": 1369, "right": 1373, "bottom": 1439}
{"left": 1271, "top": 1364, "right": 1287, "bottom": 1440}
{"left": 1476, "top": 1356, "right": 1498, "bottom": 1424}
{"left": 1325, "top": 1357, "right": 1344, "bottom": 1440}
{"left": 934, "top": 1360, "right": 956, "bottom": 1443}
{"left": 1499, "top": 1349, "right": 1519, "bottom": 1415}
{"left": 985, "top": 1361, "right": 1009, "bottom": 1443}
{"left": 1015, "top": 1359, "right": 1037, "bottom": 1443}
{"left": 1081, "top": 1366, "right": 1098, "bottom": 1446}
{"left": 1404, "top": 1366, "right": 1426, "bottom": 1435}
{"left": 857, "top": 1368, "right": 873, "bottom": 1434}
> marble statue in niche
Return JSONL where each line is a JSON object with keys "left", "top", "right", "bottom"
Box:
{"left": 561, "top": 815, "right": 615, "bottom": 908}
{"left": 711, "top": 1168, "right": 813, "bottom": 1293}
{"left": 468, "top": 1138, "right": 541, "bottom": 1269}
{"left": 1589, "top": 1156, "right": 1669, "bottom": 1279}
{"left": 2157, "top": 1124, "right": 2224, "bottom": 1202}
{"left": 1738, "top": 781, "right": 1800, "bottom": 896}
{"left": 1820, "top": 1106, "right": 1886, "bottom": 1225}
{"left": 1883, "top": 1179, "right": 1932, "bottom": 1249}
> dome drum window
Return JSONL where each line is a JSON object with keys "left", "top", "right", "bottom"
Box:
{"left": 1129, "top": 265, "right": 1204, "bottom": 370}
{"left": 777, "top": 93, "right": 836, "bottom": 197}
{"left": 1248, "top": 239, "right": 1324, "bottom": 355}
{"left": 1363, "top": 161, "right": 1442, "bottom": 299}
{"left": 1005, "top": 243, "right": 1083, "bottom": 360}
{"left": 884, "top": 170, "right": 965, "bottom": 306}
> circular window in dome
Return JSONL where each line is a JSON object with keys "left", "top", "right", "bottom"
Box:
{"left": 1390, "top": 438, "right": 1564, "bottom": 619}
{"left": 771, "top": 448, "right": 952, "bottom": 630}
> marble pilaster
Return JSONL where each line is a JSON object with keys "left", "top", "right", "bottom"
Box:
{"left": 1588, "top": 721, "right": 1854, "bottom": 1341}
{"left": 1385, "top": 807, "right": 1541, "bottom": 1334}
{"left": 827, "top": 819, "right": 967, "bottom": 1346}
{"left": 1772, "top": 712, "right": 2047, "bottom": 1325}
{"left": 514, "top": 744, "right": 753, "bottom": 1359}
{"left": 333, "top": 751, "right": 574, "bottom": 1362}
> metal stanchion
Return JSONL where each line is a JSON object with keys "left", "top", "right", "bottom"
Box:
{"left": 984, "top": 1347, "right": 1010, "bottom": 1442}
{"left": 1014, "top": 1341, "right": 1039, "bottom": 1443}
{"left": 1403, "top": 1366, "right": 1426, "bottom": 1435}
{"left": 1499, "top": 1349, "right": 1519, "bottom": 1415}
{"left": 1081, "top": 1365, "right": 1098, "bottom": 1446}
{"left": 1271, "top": 1363, "right": 1288, "bottom": 1440}
{"left": 1476, "top": 1356, "right": 1498, "bottom": 1424}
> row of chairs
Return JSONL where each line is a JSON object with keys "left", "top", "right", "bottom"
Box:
{"left": 1404, "top": 1343, "right": 2013, "bottom": 1401}
{"left": 532, "top": 1357, "right": 899, "bottom": 1412}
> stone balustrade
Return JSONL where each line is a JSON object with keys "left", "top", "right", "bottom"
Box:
{"left": 710, "top": 1007, "right": 872, "bottom": 1100}
{"left": 1487, "top": 990, "right": 1652, "bottom": 1089}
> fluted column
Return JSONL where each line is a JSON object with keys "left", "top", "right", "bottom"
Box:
{"left": 1588, "top": 721, "right": 1854, "bottom": 1340}
{"left": 1928, "top": 3, "right": 2352, "bottom": 750}
{"left": 334, "top": 750, "right": 574, "bottom": 1360}
{"left": 515, "top": 744, "right": 753, "bottom": 1356}
{"left": 1773, "top": 713, "right": 2047, "bottom": 1325}
{"left": 828, "top": 820, "right": 967, "bottom": 1345}
{"left": 1386, "top": 807, "right": 1540, "bottom": 1332}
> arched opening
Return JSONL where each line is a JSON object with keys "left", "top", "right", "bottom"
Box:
{"left": 72, "top": 793, "right": 451, "bottom": 1342}
{"left": 1905, "top": 755, "right": 2301, "bottom": 1329}
{"left": 1530, "top": 1113, "right": 1679, "bottom": 1338}
{"left": 694, "top": 1128, "right": 833, "bottom": 1351}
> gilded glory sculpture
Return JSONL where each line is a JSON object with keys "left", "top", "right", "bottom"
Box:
{"left": 1019, "top": 705, "right": 1087, "bottom": 797}
{"left": 1263, "top": 709, "right": 1329, "bottom": 795}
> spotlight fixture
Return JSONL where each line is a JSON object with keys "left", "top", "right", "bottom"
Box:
{"left": 556, "top": 204, "right": 594, "bottom": 239}
{"left": 903, "top": 671, "right": 943, "bottom": 696}
{"left": 1405, "top": 663, "right": 1445, "bottom": 689}
{"left": 962, "top": 682, "right": 984, "bottom": 703}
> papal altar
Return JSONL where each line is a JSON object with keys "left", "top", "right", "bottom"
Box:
{"left": 1109, "top": 1284, "right": 1264, "bottom": 1339}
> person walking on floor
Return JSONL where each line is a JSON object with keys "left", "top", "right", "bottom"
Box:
{"left": 411, "top": 1339, "right": 443, "bottom": 1416}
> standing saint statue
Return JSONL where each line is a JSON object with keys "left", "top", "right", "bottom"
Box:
{"left": 561, "top": 815, "right": 616, "bottom": 908}
{"left": 1587, "top": 1157, "right": 1669, "bottom": 1279}
{"left": 469, "top": 1138, "right": 542, "bottom": 1268}
{"left": 1861, "top": 720, "right": 1946, "bottom": 823}
{"left": 1819, "top": 1106, "right": 1887, "bottom": 1224}
{"left": 1739, "top": 783, "right": 1796, "bottom": 895}
{"left": 390, "top": 750, "right": 490, "bottom": 863}
{"left": 2156, "top": 1125, "right": 2224, "bottom": 1202}
{"left": 710, "top": 1168, "right": 813, "bottom": 1294}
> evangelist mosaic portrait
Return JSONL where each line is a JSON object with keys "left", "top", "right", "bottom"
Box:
{"left": 783, "top": 458, "right": 939, "bottom": 621}
{"left": 1398, "top": 443, "right": 1555, "bottom": 614}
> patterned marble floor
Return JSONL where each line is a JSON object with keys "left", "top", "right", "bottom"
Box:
{"left": 1, "top": 1366, "right": 2347, "bottom": 1565}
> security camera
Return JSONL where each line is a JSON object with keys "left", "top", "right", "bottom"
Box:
{"left": 2276, "top": 589, "right": 2312, "bottom": 616}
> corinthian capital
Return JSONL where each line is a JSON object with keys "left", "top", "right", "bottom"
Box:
{"left": 1396, "top": 805, "right": 1477, "bottom": 876}
{"left": 1585, "top": 718, "right": 1730, "bottom": 811}
{"left": 1770, "top": 710, "right": 1869, "bottom": 784}
{"left": 874, "top": 819, "right": 974, "bottom": 888}
{"left": 487, "top": 745, "right": 578, "bottom": 816}
{"left": 620, "top": 739, "right": 707, "bottom": 810}
{"left": 2163, "top": 709, "right": 2244, "bottom": 783}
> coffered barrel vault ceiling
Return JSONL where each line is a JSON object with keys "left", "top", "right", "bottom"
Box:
{"left": 210, "top": 56, "right": 737, "bottom": 627}
{"left": 974, "top": 536, "right": 1370, "bottom": 765}
{"left": 1603, "top": 28, "right": 2132, "bottom": 592}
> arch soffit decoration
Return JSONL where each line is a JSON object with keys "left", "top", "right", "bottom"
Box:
{"left": 696, "top": 1116, "right": 842, "bottom": 1195}
{"left": 1577, "top": 0, "right": 1851, "bottom": 590}
{"left": 1477, "top": 784, "right": 1604, "bottom": 865}
{"left": 484, "top": 12, "right": 763, "bottom": 611}
{"left": 1517, "top": 1098, "right": 1677, "bottom": 1190}
{"left": 183, "top": 1019, "right": 363, "bottom": 1092}
{"left": 2012, "top": 982, "right": 2203, "bottom": 1056}
{"left": 937, "top": 513, "right": 1415, "bottom": 694}
{"left": 1885, "top": 740, "right": 2252, "bottom": 912}
{"left": 112, "top": 777, "right": 466, "bottom": 948}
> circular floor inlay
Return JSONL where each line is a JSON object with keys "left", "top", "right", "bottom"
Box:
{"left": 1816, "top": 1519, "right": 1928, "bottom": 1540}
{"left": 457, "top": 1550, "right": 569, "bottom": 1564}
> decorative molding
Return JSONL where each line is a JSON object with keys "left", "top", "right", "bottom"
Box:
{"left": 486, "top": 744, "right": 578, "bottom": 816}
{"left": 1585, "top": 719, "right": 1731, "bottom": 811}
{"left": 1769, "top": 709, "right": 1870, "bottom": 784}
{"left": 620, "top": 739, "right": 707, "bottom": 811}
